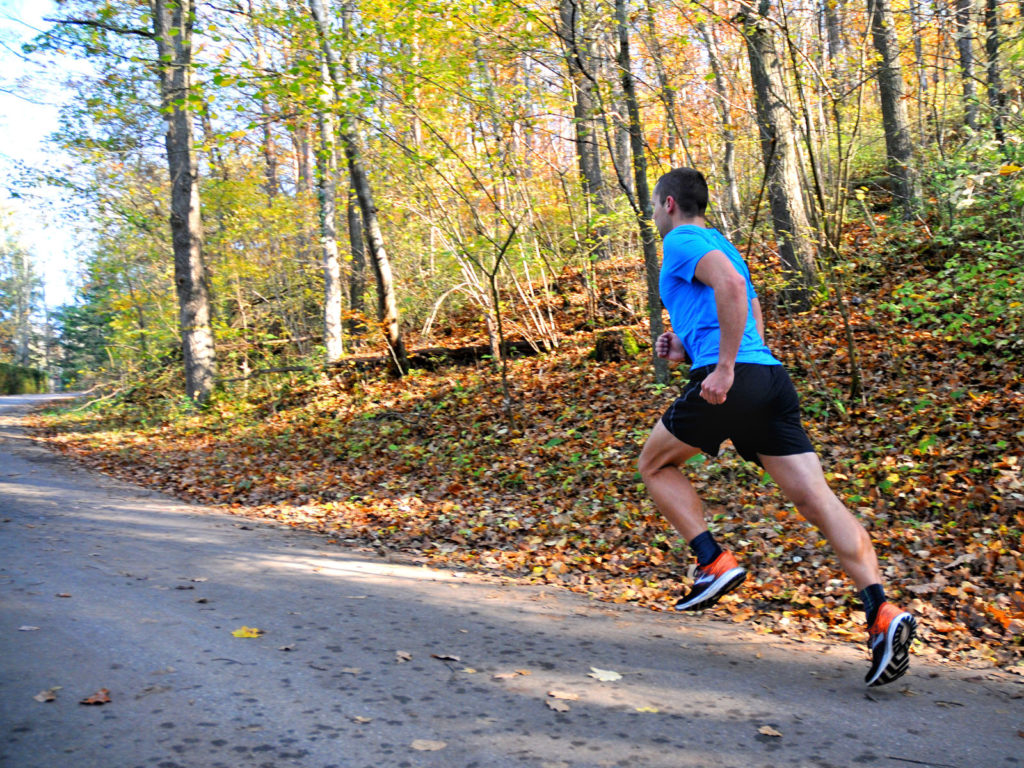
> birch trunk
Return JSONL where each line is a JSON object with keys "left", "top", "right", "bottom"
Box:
{"left": 308, "top": 0, "right": 407, "bottom": 375}
{"left": 315, "top": 59, "right": 344, "bottom": 363}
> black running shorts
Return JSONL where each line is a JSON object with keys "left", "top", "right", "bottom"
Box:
{"left": 660, "top": 363, "right": 815, "bottom": 466}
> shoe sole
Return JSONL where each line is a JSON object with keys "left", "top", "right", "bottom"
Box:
{"left": 866, "top": 613, "right": 917, "bottom": 687}
{"left": 674, "top": 568, "right": 746, "bottom": 612}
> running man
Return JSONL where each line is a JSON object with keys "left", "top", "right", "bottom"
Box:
{"left": 638, "top": 167, "right": 916, "bottom": 686}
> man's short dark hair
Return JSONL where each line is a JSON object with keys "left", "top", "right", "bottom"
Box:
{"left": 654, "top": 168, "right": 709, "bottom": 217}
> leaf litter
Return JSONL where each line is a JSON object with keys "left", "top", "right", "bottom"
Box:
{"left": 30, "top": 252, "right": 1024, "bottom": 671}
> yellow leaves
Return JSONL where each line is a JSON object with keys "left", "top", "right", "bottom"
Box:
{"left": 998, "top": 164, "right": 1022, "bottom": 176}
{"left": 758, "top": 725, "right": 783, "bottom": 738}
{"left": 231, "top": 626, "right": 263, "bottom": 638}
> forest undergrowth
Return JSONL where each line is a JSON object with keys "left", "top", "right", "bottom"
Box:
{"left": 32, "top": 218, "right": 1024, "bottom": 674}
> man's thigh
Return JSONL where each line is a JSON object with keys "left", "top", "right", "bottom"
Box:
{"left": 639, "top": 420, "right": 702, "bottom": 473}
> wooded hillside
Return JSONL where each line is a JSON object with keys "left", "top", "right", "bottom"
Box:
{"left": 11, "top": 1, "right": 1023, "bottom": 669}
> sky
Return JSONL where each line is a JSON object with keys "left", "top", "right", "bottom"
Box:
{"left": 0, "top": 0, "right": 78, "bottom": 309}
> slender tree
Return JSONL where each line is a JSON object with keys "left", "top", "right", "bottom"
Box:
{"left": 314, "top": 53, "right": 344, "bottom": 363}
{"left": 614, "top": 0, "right": 668, "bottom": 384}
{"left": 983, "top": 0, "right": 1006, "bottom": 146}
{"left": 738, "top": 2, "right": 816, "bottom": 309}
{"left": 867, "top": 0, "right": 921, "bottom": 218}
{"left": 152, "top": 0, "right": 218, "bottom": 403}
{"left": 309, "top": 0, "right": 407, "bottom": 375}
{"left": 955, "top": 0, "right": 979, "bottom": 130}
{"left": 558, "top": 0, "right": 612, "bottom": 262}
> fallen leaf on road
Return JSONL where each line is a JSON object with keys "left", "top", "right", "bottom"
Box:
{"left": 56, "top": 593, "right": 71, "bottom": 598}
{"left": 462, "top": 667, "right": 477, "bottom": 674}
{"left": 758, "top": 725, "right": 782, "bottom": 737}
{"left": 18, "top": 626, "right": 40, "bottom": 631}
{"left": 231, "top": 626, "right": 264, "bottom": 638}
{"left": 493, "top": 672, "right": 519, "bottom": 680}
{"left": 410, "top": 739, "right": 446, "bottom": 751}
{"left": 80, "top": 688, "right": 111, "bottom": 705}
{"left": 396, "top": 650, "right": 412, "bottom": 663}
{"left": 34, "top": 688, "right": 59, "bottom": 703}
{"left": 588, "top": 667, "right": 622, "bottom": 682}
{"left": 278, "top": 645, "right": 295, "bottom": 652}
{"left": 635, "top": 706, "right": 660, "bottom": 713}
{"left": 546, "top": 699, "right": 571, "bottom": 712}
{"left": 431, "top": 653, "right": 461, "bottom": 662}
{"left": 351, "top": 716, "right": 372, "bottom": 724}
{"left": 340, "top": 667, "right": 362, "bottom": 675}
{"left": 547, "top": 690, "right": 579, "bottom": 701}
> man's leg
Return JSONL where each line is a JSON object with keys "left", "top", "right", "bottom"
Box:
{"left": 639, "top": 421, "right": 746, "bottom": 610}
{"left": 758, "top": 451, "right": 916, "bottom": 686}
{"left": 638, "top": 421, "right": 705, "bottom": 540}
{"left": 756, "top": 452, "right": 880, "bottom": 588}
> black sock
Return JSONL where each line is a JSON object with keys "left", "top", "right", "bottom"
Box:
{"left": 688, "top": 531, "right": 723, "bottom": 567}
{"left": 859, "top": 584, "right": 887, "bottom": 626}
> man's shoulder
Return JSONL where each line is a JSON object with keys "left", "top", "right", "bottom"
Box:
{"left": 664, "top": 225, "right": 713, "bottom": 255}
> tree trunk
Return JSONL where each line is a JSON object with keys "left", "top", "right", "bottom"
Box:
{"left": 152, "top": 0, "right": 217, "bottom": 405}
{"left": 739, "top": 4, "right": 816, "bottom": 309}
{"left": 248, "top": 0, "right": 279, "bottom": 199}
{"left": 614, "top": 0, "right": 667, "bottom": 384}
{"left": 867, "top": 0, "right": 920, "bottom": 218}
{"left": 955, "top": 0, "right": 978, "bottom": 130}
{"left": 984, "top": 0, "right": 1006, "bottom": 145}
{"left": 697, "top": 22, "right": 743, "bottom": 239}
{"left": 346, "top": 181, "right": 367, "bottom": 336}
{"left": 315, "top": 59, "right": 344, "bottom": 364}
{"left": 558, "top": 0, "right": 612, "bottom": 261}
{"left": 292, "top": 122, "right": 315, "bottom": 195}
{"left": 823, "top": 0, "right": 844, "bottom": 64}
{"left": 308, "top": 0, "right": 407, "bottom": 375}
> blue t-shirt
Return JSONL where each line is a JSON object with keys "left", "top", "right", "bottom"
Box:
{"left": 659, "top": 225, "right": 779, "bottom": 370}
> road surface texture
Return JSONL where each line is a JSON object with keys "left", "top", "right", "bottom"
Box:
{"left": 1, "top": 394, "right": 1021, "bottom": 768}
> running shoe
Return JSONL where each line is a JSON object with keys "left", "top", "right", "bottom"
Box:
{"left": 675, "top": 550, "right": 746, "bottom": 611}
{"left": 864, "top": 602, "right": 916, "bottom": 687}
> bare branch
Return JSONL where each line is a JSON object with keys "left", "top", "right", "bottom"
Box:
{"left": 43, "top": 17, "right": 153, "bottom": 40}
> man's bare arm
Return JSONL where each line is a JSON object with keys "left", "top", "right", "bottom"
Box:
{"left": 693, "top": 250, "right": 747, "bottom": 404}
{"left": 752, "top": 297, "right": 765, "bottom": 341}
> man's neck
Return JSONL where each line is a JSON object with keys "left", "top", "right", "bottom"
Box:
{"left": 674, "top": 214, "right": 706, "bottom": 229}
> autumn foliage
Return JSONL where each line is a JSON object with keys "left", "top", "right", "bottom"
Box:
{"left": 33, "top": 230, "right": 1024, "bottom": 673}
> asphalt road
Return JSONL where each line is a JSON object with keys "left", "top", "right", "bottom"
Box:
{"left": 1, "top": 393, "right": 1021, "bottom": 768}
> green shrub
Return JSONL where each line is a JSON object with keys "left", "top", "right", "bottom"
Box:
{"left": 0, "top": 362, "right": 48, "bottom": 394}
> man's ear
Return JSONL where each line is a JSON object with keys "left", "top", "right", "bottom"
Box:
{"left": 664, "top": 195, "right": 676, "bottom": 214}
